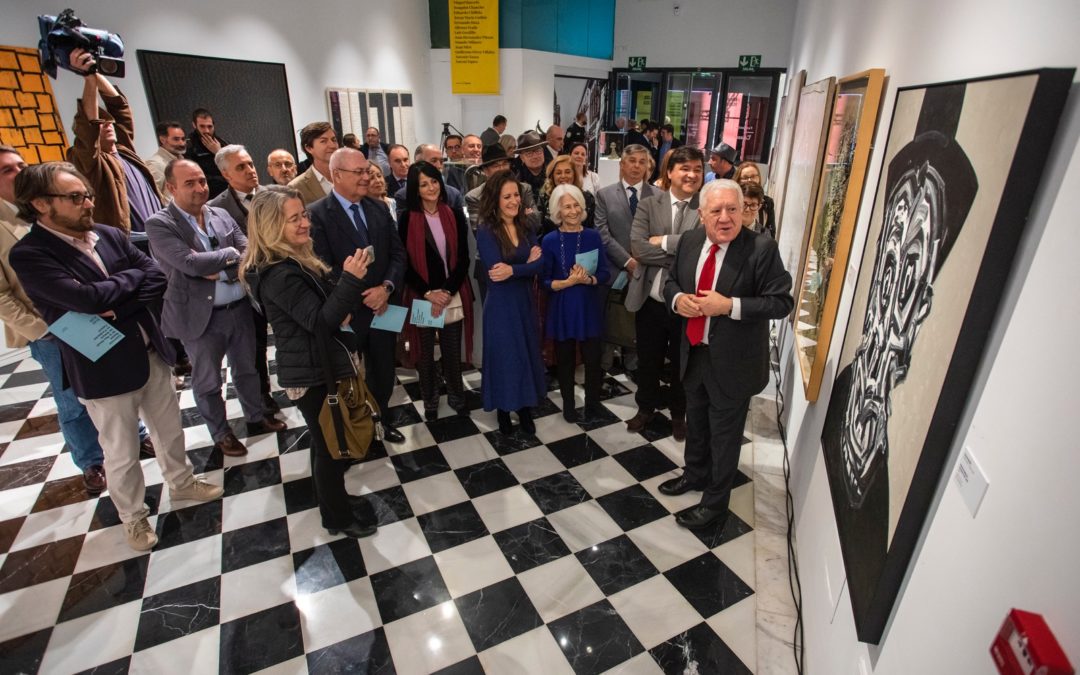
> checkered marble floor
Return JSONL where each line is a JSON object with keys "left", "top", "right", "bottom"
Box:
{"left": 0, "top": 344, "right": 759, "bottom": 674}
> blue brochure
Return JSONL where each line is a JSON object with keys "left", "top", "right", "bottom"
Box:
{"left": 612, "top": 270, "right": 629, "bottom": 290}
{"left": 575, "top": 249, "right": 598, "bottom": 275}
{"left": 409, "top": 300, "right": 446, "bottom": 328}
{"left": 371, "top": 305, "right": 407, "bottom": 333}
{"left": 48, "top": 312, "right": 125, "bottom": 362}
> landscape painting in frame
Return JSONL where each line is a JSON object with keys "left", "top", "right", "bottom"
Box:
{"left": 820, "top": 68, "right": 1073, "bottom": 644}
{"left": 795, "top": 69, "right": 886, "bottom": 401}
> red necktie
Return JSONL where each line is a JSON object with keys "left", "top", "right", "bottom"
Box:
{"left": 686, "top": 244, "right": 720, "bottom": 346}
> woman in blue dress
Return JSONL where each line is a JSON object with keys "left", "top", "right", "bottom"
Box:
{"left": 476, "top": 171, "right": 546, "bottom": 435}
{"left": 541, "top": 184, "right": 609, "bottom": 422}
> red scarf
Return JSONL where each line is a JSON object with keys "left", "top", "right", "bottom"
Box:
{"left": 401, "top": 204, "right": 474, "bottom": 368}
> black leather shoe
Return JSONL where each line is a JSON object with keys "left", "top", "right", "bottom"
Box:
{"left": 497, "top": 410, "right": 514, "bottom": 435}
{"left": 658, "top": 474, "right": 703, "bottom": 496}
{"left": 675, "top": 505, "right": 729, "bottom": 531}
{"left": 247, "top": 417, "right": 287, "bottom": 435}
{"left": 328, "top": 521, "right": 377, "bottom": 538}
{"left": 517, "top": 408, "right": 535, "bottom": 435}
{"left": 382, "top": 424, "right": 405, "bottom": 444}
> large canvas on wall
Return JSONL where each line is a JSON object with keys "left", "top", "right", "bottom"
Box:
{"left": 794, "top": 69, "right": 886, "bottom": 402}
{"left": 776, "top": 76, "right": 835, "bottom": 312}
{"left": 820, "top": 68, "right": 1074, "bottom": 644}
{"left": 766, "top": 69, "right": 805, "bottom": 225}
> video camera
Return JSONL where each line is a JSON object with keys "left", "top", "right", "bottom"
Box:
{"left": 38, "top": 9, "right": 125, "bottom": 79}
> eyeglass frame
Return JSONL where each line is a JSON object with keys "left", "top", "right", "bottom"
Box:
{"left": 44, "top": 191, "right": 96, "bottom": 205}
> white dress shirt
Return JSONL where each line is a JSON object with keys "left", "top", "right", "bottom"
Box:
{"left": 671, "top": 239, "right": 742, "bottom": 343}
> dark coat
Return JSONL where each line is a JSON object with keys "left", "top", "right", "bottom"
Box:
{"left": 185, "top": 130, "right": 229, "bottom": 198}
{"left": 247, "top": 258, "right": 364, "bottom": 387}
{"left": 10, "top": 224, "right": 174, "bottom": 399}
{"left": 398, "top": 207, "right": 471, "bottom": 296}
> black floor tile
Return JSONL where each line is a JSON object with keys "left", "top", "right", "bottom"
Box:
{"left": 75, "top": 655, "right": 130, "bottom": 674}
{"left": 390, "top": 445, "right": 450, "bottom": 483}
{"left": 275, "top": 427, "right": 312, "bottom": 455}
{"left": 596, "top": 484, "right": 669, "bottom": 531}
{"left": 521, "top": 471, "right": 591, "bottom": 515}
{"left": 15, "top": 413, "right": 60, "bottom": 440}
{"left": 0, "top": 456, "right": 55, "bottom": 490}
{"left": 90, "top": 485, "right": 162, "bottom": 531}
{"left": 293, "top": 538, "right": 367, "bottom": 596}
{"left": 3, "top": 370, "right": 50, "bottom": 389}
{"left": 455, "top": 577, "right": 544, "bottom": 651}
{"left": 306, "top": 627, "right": 394, "bottom": 674}
{"left": 0, "top": 628, "right": 52, "bottom": 675}
{"left": 612, "top": 444, "right": 678, "bottom": 482}
{"left": 484, "top": 429, "right": 542, "bottom": 455}
{"left": 434, "top": 655, "right": 485, "bottom": 674}
{"left": 219, "top": 601, "right": 304, "bottom": 675}
{"left": 0, "top": 535, "right": 84, "bottom": 593}
{"left": 222, "top": 517, "right": 291, "bottom": 572}
{"left": 58, "top": 555, "right": 150, "bottom": 623}
{"left": 636, "top": 413, "right": 673, "bottom": 442}
{"left": 0, "top": 516, "right": 25, "bottom": 554}
{"left": 416, "top": 501, "right": 489, "bottom": 554}
{"left": 30, "top": 474, "right": 94, "bottom": 513}
{"left": 223, "top": 457, "right": 282, "bottom": 497}
{"left": 425, "top": 415, "right": 480, "bottom": 444}
{"left": 573, "top": 404, "right": 620, "bottom": 431}
{"left": 155, "top": 500, "right": 222, "bottom": 550}
{"left": 649, "top": 621, "right": 752, "bottom": 674}
{"left": 492, "top": 517, "right": 572, "bottom": 574}
{"left": 187, "top": 444, "right": 225, "bottom": 473}
{"left": 664, "top": 552, "right": 754, "bottom": 618}
{"left": 575, "top": 534, "right": 659, "bottom": 596}
{"left": 369, "top": 556, "right": 451, "bottom": 623}
{"left": 547, "top": 599, "right": 645, "bottom": 675}
{"left": 690, "top": 512, "right": 753, "bottom": 549}
{"left": 454, "top": 458, "right": 518, "bottom": 498}
{"left": 545, "top": 434, "right": 608, "bottom": 469}
{"left": 134, "top": 576, "right": 220, "bottom": 651}
{"left": 282, "top": 477, "right": 317, "bottom": 515}
{"left": 357, "top": 485, "right": 413, "bottom": 526}
{"left": 0, "top": 400, "right": 36, "bottom": 423}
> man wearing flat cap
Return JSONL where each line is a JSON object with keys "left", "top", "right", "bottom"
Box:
{"left": 513, "top": 131, "right": 548, "bottom": 196}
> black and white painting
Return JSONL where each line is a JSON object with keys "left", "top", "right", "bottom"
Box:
{"left": 820, "top": 69, "right": 1073, "bottom": 644}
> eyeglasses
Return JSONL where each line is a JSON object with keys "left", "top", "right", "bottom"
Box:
{"left": 335, "top": 167, "right": 369, "bottom": 176}
{"left": 46, "top": 191, "right": 95, "bottom": 205}
{"left": 743, "top": 203, "right": 761, "bottom": 211}
{"left": 286, "top": 211, "right": 311, "bottom": 224}
{"left": 269, "top": 161, "right": 296, "bottom": 169}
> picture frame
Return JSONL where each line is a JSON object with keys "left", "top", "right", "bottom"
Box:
{"left": 794, "top": 69, "right": 886, "bottom": 401}
{"left": 766, "top": 69, "right": 805, "bottom": 225}
{"left": 820, "top": 68, "right": 1074, "bottom": 644}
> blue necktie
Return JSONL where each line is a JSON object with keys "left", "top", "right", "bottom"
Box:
{"left": 348, "top": 203, "right": 369, "bottom": 248}
{"left": 628, "top": 186, "right": 638, "bottom": 216}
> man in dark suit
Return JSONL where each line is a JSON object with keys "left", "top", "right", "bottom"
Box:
{"left": 361, "top": 126, "right": 391, "bottom": 176}
{"left": 627, "top": 146, "right": 706, "bottom": 441}
{"left": 310, "top": 148, "right": 408, "bottom": 443}
{"left": 147, "top": 159, "right": 284, "bottom": 458}
{"left": 661, "top": 179, "right": 792, "bottom": 530}
{"left": 595, "top": 143, "right": 658, "bottom": 376}
{"left": 208, "top": 145, "right": 276, "bottom": 411}
{"left": 10, "top": 162, "right": 223, "bottom": 551}
{"left": 481, "top": 115, "right": 507, "bottom": 148}
{"left": 185, "top": 108, "right": 229, "bottom": 198}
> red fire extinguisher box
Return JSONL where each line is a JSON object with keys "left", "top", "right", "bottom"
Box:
{"left": 991, "top": 609, "right": 1074, "bottom": 675}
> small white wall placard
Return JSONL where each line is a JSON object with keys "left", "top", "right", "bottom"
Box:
{"left": 953, "top": 445, "right": 990, "bottom": 518}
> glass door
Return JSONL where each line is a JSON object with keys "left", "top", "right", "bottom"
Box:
{"left": 717, "top": 75, "right": 778, "bottom": 163}
{"left": 663, "top": 72, "right": 722, "bottom": 150}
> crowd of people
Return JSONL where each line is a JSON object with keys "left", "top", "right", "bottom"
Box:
{"left": 0, "top": 48, "right": 792, "bottom": 551}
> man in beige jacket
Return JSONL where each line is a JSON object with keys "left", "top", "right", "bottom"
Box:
{"left": 0, "top": 146, "right": 109, "bottom": 493}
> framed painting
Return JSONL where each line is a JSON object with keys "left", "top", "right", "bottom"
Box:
{"left": 795, "top": 69, "right": 886, "bottom": 401}
{"left": 820, "top": 68, "right": 1074, "bottom": 644}
{"left": 766, "top": 69, "right": 805, "bottom": 225}
{"left": 776, "top": 76, "right": 835, "bottom": 316}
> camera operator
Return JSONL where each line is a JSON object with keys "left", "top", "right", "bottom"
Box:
{"left": 66, "top": 48, "right": 162, "bottom": 235}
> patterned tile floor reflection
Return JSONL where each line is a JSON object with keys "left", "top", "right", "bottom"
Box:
{"left": 0, "top": 346, "right": 759, "bottom": 674}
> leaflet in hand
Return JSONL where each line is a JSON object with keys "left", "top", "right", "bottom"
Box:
{"left": 48, "top": 312, "right": 125, "bottom": 362}
{"left": 409, "top": 299, "right": 446, "bottom": 328}
{"left": 371, "top": 305, "right": 407, "bottom": 333}
{"left": 612, "top": 270, "right": 628, "bottom": 290}
{"left": 575, "top": 249, "right": 598, "bottom": 275}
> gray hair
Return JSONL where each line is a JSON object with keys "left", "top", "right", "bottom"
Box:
{"left": 214, "top": 144, "right": 249, "bottom": 172}
{"left": 699, "top": 178, "right": 743, "bottom": 211}
{"left": 328, "top": 146, "right": 364, "bottom": 173}
{"left": 621, "top": 143, "right": 651, "bottom": 161}
{"left": 548, "top": 183, "right": 587, "bottom": 225}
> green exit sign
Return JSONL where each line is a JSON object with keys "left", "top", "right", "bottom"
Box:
{"left": 628, "top": 56, "right": 647, "bottom": 71}
{"left": 739, "top": 55, "right": 762, "bottom": 72}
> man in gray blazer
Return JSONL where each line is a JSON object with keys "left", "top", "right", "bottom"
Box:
{"left": 661, "top": 179, "right": 792, "bottom": 530}
{"left": 595, "top": 144, "right": 658, "bottom": 375}
{"left": 626, "top": 146, "right": 705, "bottom": 441}
{"left": 208, "top": 145, "right": 277, "bottom": 412}
{"left": 146, "top": 160, "right": 285, "bottom": 458}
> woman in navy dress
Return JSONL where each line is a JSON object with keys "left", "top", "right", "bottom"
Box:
{"left": 541, "top": 184, "right": 609, "bottom": 422}
{"left": 476, "top": 171, "right": 546, "bottom": 435}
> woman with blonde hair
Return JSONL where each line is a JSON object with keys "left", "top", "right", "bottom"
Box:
{"left": 242, "top": 185, "right": 377, "bottom": 539}
{"left": 536, "top": 154, "right": 595, "bottom": 236}
{"left": 366, "top": 164, "right": 398, "bottom": 222}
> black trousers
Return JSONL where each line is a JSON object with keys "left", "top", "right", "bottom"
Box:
{"left": 354, "top": 322, "right": 396, "bottom": 418}
{"left": 295, "top": 385, "right": 353, "bottom": 529}
{"left": 682, "top": 346, "right": 751, "bottom": 512}
{"left": 253, "top": 309, "right": 271, "bottom": 397}
{"left": 634, "top": 297, "right": 685, "bottom": 418}
{"left": 417, "top": 321, "right": 464, "bottom": 410}
{"left": 555, "top": 337, "right": 602, "bottom": 409}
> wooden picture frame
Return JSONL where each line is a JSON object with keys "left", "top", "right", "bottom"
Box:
{"left": 820, "top": 68, "right": 1074, "bottom": 644}
{"left": 794, "top": 69, "right": 886, "bottom": 401}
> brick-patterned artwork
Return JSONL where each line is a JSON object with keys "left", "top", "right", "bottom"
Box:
{"left": 0, "top": 45, "right": 68, "bottom": 164}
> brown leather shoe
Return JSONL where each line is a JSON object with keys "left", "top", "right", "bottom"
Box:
{"left": 671, "top": 417, "right": 687, "bottom": 442}
{"left": 626, "top": 410, "right": 655, "bottom": 432}
{"left": 139, "top": 436, "right": 156, "bottom": 458}
{"left": 83, "top": 465, "right": 106, "bottom": 494}
{"left": 246, "top": 417, "right": 287, "bottom": 435}
{"left": 215, "top": 432, "right": 248, "bottom": 457}
{"left": 262, "top": 394, "right": 281, "bottom": 414}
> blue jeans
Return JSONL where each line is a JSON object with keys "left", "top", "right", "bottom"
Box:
{"left": 28, "top": 337, "right": 106, "bottom": 470}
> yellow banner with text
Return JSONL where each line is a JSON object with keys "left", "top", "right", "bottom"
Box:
{"left": 450, "top": 0, "right": 499, "bottom": 95}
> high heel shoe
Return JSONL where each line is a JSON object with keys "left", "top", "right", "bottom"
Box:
{"left": 518, "top": 408, "right": 536, "bottom": 435}
{"left": 497, "top": 410, "right": 513, "bottom": 435}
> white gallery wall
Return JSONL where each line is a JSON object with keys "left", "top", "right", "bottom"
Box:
{"left": 779, "top": 0, "right": 1080, "bottom": 672}
{"left": 0, "top": 0, "right": 436, "bottom": 159}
